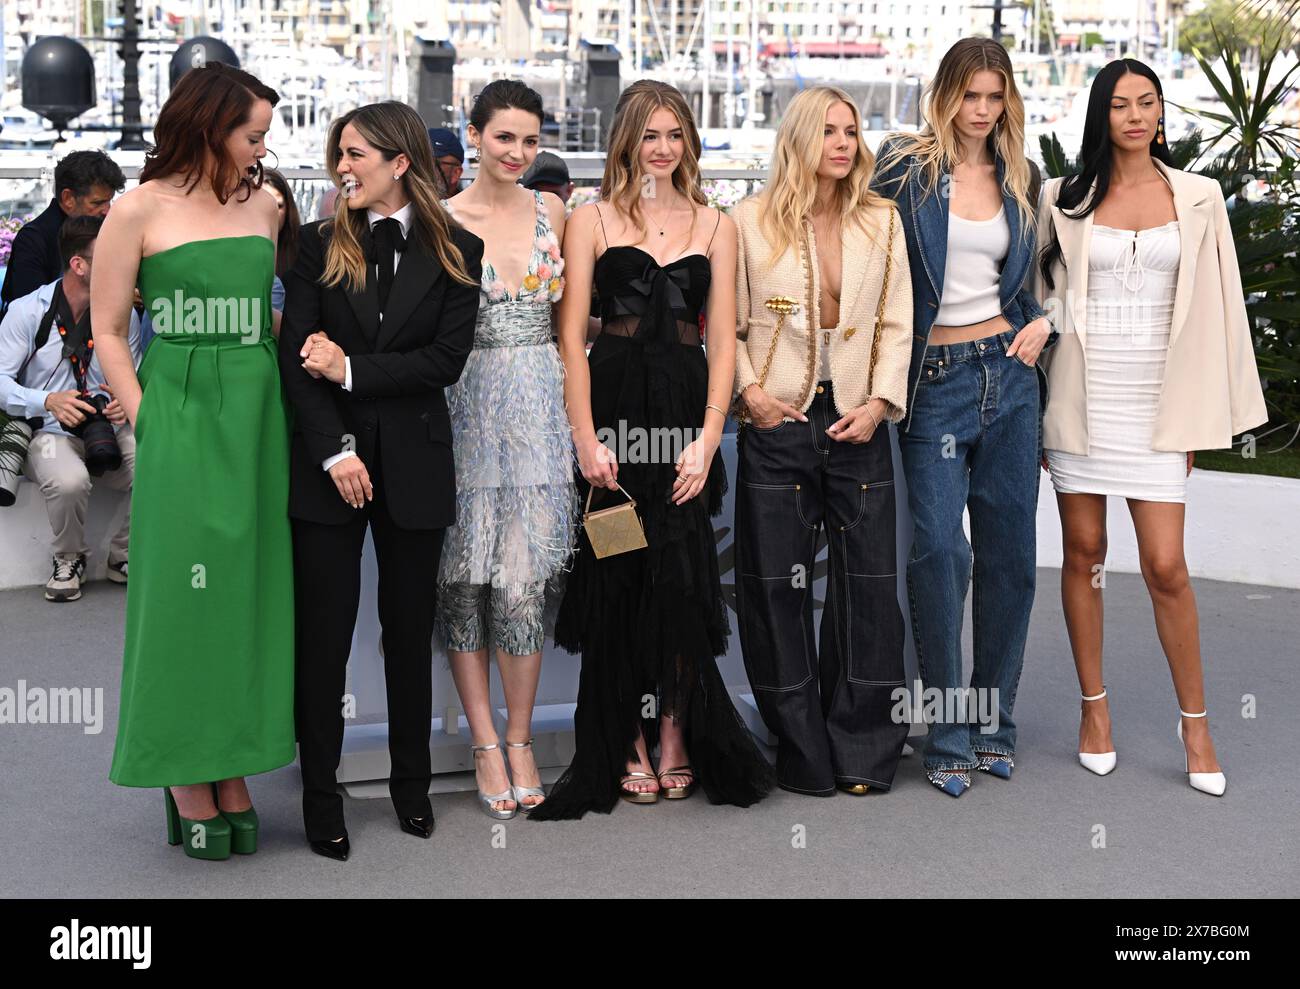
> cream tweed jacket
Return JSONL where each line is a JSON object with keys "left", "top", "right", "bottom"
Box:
{"left": 731, "top": 194, "right": 913, "bottom": 421}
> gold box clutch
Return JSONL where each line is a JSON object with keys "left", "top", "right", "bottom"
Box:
{"left": 582, "top": 483, "right": 648, "bottom": 559}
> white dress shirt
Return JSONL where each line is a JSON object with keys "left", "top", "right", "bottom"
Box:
{"left": 0, "top": 279, "right": 142, "bottom": 435}
{"left": 321, "top": 201, "right": 414, "bottom": 472}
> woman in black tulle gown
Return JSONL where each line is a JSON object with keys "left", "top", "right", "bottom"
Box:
{"left": 531, "top": 80, "right": 774, "bottom": 820}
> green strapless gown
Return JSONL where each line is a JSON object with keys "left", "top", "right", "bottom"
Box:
{"left": 109, "top": 236, "right": 296, "bottom": 786}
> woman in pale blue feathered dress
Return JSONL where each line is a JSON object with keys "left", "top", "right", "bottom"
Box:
{"left": 435, "top": 79, "right": 577, "bottom": 819}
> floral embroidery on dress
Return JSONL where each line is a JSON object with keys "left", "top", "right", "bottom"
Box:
{"left": 445, "top": 190, "right": 565, "bottom": 306}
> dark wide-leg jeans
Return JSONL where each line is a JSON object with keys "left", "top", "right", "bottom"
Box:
{"left": 735, "top": 381, "right": 908, "bottom": 795}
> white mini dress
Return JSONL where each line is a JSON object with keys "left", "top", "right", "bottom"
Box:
{"left": 1047, "top": 220, "right": 1188, "bottom": 503}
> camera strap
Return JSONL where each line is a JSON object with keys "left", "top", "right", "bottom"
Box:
{"left": 25, "top": 280, "right": 92, "bottom": 394}
{"left": 58, "top": 299, "right": 94, "bottom": 396}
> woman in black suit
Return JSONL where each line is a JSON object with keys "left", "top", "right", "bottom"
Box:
{"left": 278, "top": 101, "right": 483, "bottom": 860}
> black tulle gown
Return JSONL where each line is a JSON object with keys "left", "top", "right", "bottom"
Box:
{"left": 529, "top": 243, "right": 776, "bottom": 820}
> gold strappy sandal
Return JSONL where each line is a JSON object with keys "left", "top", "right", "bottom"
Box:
{"left": 619, "top": 771, "right": 660, "bottom": 804}
{"left": 656, "top": 765, "right": 695, "bottom": 800}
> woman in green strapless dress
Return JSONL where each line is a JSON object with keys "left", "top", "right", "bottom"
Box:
{"left": 108, "top": 236, "right": 295, "bottom": 794}
{"left": 91, "top": 62, "right": 294, "bottom": 862}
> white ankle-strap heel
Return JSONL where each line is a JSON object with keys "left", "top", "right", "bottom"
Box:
{"left": 1078, "top": 688, "right": 1117, "bottom": 776}
{"left": 1177, "top": 710, "right": 1226, "bottom": 796}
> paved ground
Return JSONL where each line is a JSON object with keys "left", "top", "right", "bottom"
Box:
{"left": 0, "top": 569, "right": 1295, "bottom": 898}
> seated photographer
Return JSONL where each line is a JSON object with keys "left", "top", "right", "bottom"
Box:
{"left": 0, "top": 215, "right": 141, "bottom": 602}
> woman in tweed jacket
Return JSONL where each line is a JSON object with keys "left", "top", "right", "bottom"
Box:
{"left": 731, "top": 85, "right": 914, "bottom": 798}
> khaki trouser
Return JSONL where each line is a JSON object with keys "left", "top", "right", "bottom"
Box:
{"left": 23, "top": 426, "right": 135, "bottom": 563}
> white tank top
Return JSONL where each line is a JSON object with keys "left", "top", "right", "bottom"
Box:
{"left": 935, "top": 206, "right": 1009, "bottom": 326}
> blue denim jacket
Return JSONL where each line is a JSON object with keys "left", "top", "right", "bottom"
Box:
{"left": 870, "top": 137, "right": 1048, "bottom": 432}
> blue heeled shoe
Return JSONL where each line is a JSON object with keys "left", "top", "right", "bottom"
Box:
{"left": 927, "top": 770, "right": 971, "bottom": 797}
{"left": 975, "top": 754, "right": 1014, "bottom": 779}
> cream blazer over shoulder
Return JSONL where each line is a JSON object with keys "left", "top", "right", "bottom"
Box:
{"left": 1034, "top": 158, "right": 1267, "bottom": 454}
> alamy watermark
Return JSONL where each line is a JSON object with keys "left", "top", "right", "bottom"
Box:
{"left": 890, "top": 682, "right": 1001, "bottom": 735}
{"left": 49, "top": 920, "right": 150, "bottom": 968}
{"left": 149, "top": 292, "right": 264, "bottom": 344}
{"left": 596, "top": 419, "right": 706, "bottom": 469}
{"left": 0, "top": 680, "right": 104, "bottom": 734}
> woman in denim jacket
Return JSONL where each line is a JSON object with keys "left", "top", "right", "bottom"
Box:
{"left": 871, "top": 37, "right": 1053, "bottom": 797}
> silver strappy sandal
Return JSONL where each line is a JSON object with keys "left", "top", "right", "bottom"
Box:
{"left": 506, "top": 737, "right": 546, "bottom": 814}
{"left": 470, "top": 742, "right": 517, "bottom": 820}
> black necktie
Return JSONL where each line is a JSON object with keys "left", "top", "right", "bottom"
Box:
{"left": 371, "top": 217, "right": 406, "bottom": 313}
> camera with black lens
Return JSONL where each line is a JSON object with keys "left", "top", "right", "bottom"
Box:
{"left": 65, "top": 392, "right": 122, "bottom": 476}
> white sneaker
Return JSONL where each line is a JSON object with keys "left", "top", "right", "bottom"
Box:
{"left": 45, "top": 554, "right": 86, "bottom": 602}
{"left": 107, "top": 559, "right": 128, "bottom": 584}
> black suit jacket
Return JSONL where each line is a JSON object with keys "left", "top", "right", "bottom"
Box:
{"left": 1, "top": 199, "right": 66, "bottom": 308}
{"left": 278, "top": 217, "right": 483, "bottom": 529}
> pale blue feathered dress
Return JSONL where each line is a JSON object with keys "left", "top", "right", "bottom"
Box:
{"left": 435, "top": 190, "right": 578, "bottom": 651}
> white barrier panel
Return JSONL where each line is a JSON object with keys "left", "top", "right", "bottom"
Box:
{"left": 0, "top": 477, "right": 130, "bottom": 588}
{"left": 1033, "top": 467, "right": 1300, "bottom": 589}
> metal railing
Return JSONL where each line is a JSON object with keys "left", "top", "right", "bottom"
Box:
{"left": 0, "top": 162, "right": 774, "bottom": 182}
{"left": 1, "top": 161, "right": 776, "bottom": 221}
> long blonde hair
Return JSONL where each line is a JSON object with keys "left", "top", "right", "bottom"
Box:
{"left": 601, "top": 80, "right": 707, "bottom": 235}
{"left": 877, "top": 37, "right": 1035, "bottom": 237}
{"left": 753, "top": 85, "right": 893, "bottom": 266}
{"left": 322, "top": 101, "right": 475, "bottom": 291}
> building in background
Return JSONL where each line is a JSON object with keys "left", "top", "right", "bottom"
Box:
{"left": 438, "top": 1, "right": 989, "bottom": 63}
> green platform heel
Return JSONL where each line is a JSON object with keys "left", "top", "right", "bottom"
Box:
{"left": 164, "top": 788, "right": 232, "bottom": 860}
{"left": 212, "top": 784, "right": 260, "bottom": 854}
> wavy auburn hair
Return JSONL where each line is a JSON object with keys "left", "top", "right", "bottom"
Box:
{"left": 876, "top": 37, "right": 1035, "bottom": 241}
{"left": 139, "top": 62, "right": 278, "bottom": 203}
{"left": 753, "top": 85, "right": 894, "bottom": 266}
{"left": 322, "top": 101, "right": 475, "bottom": 291}
{"left": 601, "top": 80, "right": 707, "bottom": 235}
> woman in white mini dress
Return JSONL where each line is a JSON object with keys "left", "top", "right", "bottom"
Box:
{"left": 1036, "top": 59, "right": 1267, "bottom": 797}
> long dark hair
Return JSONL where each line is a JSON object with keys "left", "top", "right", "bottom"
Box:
{"left": 1038, "top": 58, "right": 1174, "bottom": 290}
{"left": 140, "top": 62, "right": 279, "bottom": 203}
{"left": 263, "top": 168, "right": 300, "bottom": 277}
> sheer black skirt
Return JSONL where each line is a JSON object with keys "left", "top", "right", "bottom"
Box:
{"left": 529, "top": 333, "right": 775, "bottom": 820}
